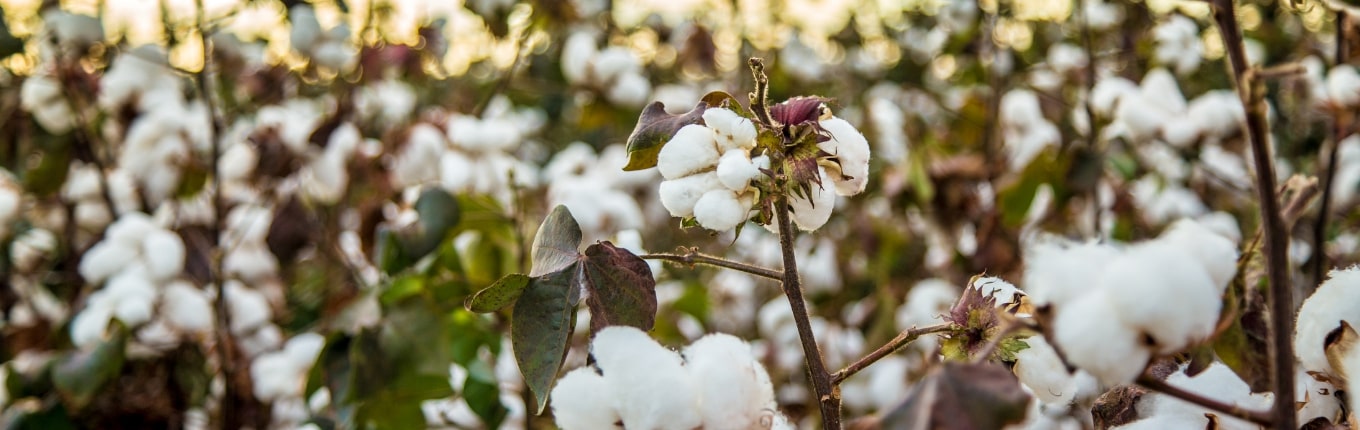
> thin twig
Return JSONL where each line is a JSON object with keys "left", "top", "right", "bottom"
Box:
{"left": 831, "top": 323, "right": 954, "bottom": 384}
{"left": 747, "top": 58, "right": 775, "bottom": 127}
{"left": 1135, "top": 373, "right": 1275, "bottom": 427}
{"left": 774, "top": 196, "right": 840, "bottom": 429}
{"left": 639, "top": 249, "right": 783, "bottom": 281}
{"left": 1210, "top": 0, "right": 1295, "bottom": 427}
{"left": 1312, "top": 10, "right": 1351, "bottom": 289}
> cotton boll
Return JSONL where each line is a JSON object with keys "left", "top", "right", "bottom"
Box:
{"left": 973, "top": 276, "right": 1025, "bottom": 308}
{"left": 163, "top": 281, "right": 214, "bottom": 335}
{"left": 591, "top": 326, "right": 701, "bottom": 430}
{"left": 1052, "top": 290, "right": 1150, "bottom": 386}
{"left": 819, "top": 117, "right": 871, "bottom": 196}
{"left": 1195, "top": 211, "right": 1242, "bottom": 244}
{"left": 226, "top": 281, "right": 273, "bottom": 334}
{"left": 684, "top": 334, "right": 777, "bottom": 429}
{"left": 551, "top": 368, "right": 622, "bottom": 430}
{"left": 592, "top": 47, "right": 640, "bottom": 84}
{"left": 114, "top": 295, "right": 154, "bottom": 326}
{"left": 1103, "top": 241, "right": 1220, "bottom": 354}
{"left": 1159, "top": 218, "right": 1239, "bottom": 291}
{"left": 1115, "top": 92, "right": 1174, "bottom": 142}
{"left": 657, "top": 125, "right": 721, "bottom": 180}
{"left": 561, "top": 31, "right": 599, "bottom": 85}
{"left": 1141, "top": 363, "right": 1272, "bottom": 430}
{"left": 106, "top": 212, "right": 158, "bottom": 247}
{"left": 224, "top": 243, "right": 279, "bottom": 282}
{"left": 1326, "top": 66, "right": 1360, "bottom": 107}
{"left": 70, "top": 304, "right": 114, "bottom": 349}
{"left": 1022, "top": 238, "right": 1119, "bottom": 306}
{"left": 1296, "top": 370, "right": 1342, "bottom": 424}
{"left": 703, "top": 108, "right": 758, "bottom": 151}
{"left": 607, "top": 72, "right": 651, "bottom": 108}
{"left": 220, "top": 142, "right": 258, "bottom": 181}
{"left": 1186, "top": 91, "right": 1244, "bottom": 140}
{"left": 288, "top": 5, "right": 322, "bottom": 54}
{"left": 716, "top": 150, "right": 764, "bottom": 192}
{"left": 142, "top": 229, "right": 186, "bottom": 282}
{"left": 1295, "top": 267, "right": 1360, "bottom": 375}
{"left": 79, "top": 240, "right": 138, "bottom": 284}
{"left": 1014, "top": 336, "right": 1078, "bottom": 405}
{"left": 1090, "top": 76, "right": 1138, "bottom": 117}
{"left": 391, "top": 124, "right": 446, "bottom": 188}
{"left": 693, "top": 189, "right": 752, "bottom": 231}
{"left": 19, "top": 75, "right": 74, "bottom": 133}
{"left": 788, "top": 171, "right": 837, "bottom": 231}
{"left": 659, "top": 172, "right": 722, "bottom": 218}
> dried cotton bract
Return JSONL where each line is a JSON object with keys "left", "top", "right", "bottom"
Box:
{"left": 551, "top": 326, "right": 789, "bottom": 430}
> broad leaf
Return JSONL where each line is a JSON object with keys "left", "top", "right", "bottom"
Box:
{"left": 512, "top": 268, "right": 576, "bottom": 415}
{"left": 623, "top": 101, "right": 708, "bottom": 171}
{"left": 701, "top": 91, "right": 751, "bottom": 119}
{"left": 376, "top": 188, "right": 463, "bottom": 274}
{"left": 879, "top": 362, "right": 1030, "bottom": 430}
{"left": 52, "top": 323, "right": 128, "bottom": 410}
{"left": 530, "top": 205, "right": 582, "bottom": 277}
{"left": 466, "top": 273, "right": 531, "bottom": 313}
{"left": 581, "top": 242, "right": 657, "bottom": 334}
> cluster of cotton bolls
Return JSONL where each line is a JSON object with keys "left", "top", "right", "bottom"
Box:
{"left": 1114, "top": 363, "right": 1273, "bottom": 429}
{"left": 0, "top": 172, "right": 22, "bottom": 238}
{"left": 1092, "top": 68, "right": 1246, "bottom": 148}
{"left": 560, "top": 30, "right": 652, "bottom": 107}
{"left": 69, "top": 213, "right": 214, "bottom": 352}
{"left": 1000, "top": 89, "right": 1060, "bottom": 171}
{"left": 389, "top": 97, "right": 542, "bottom": 206}
{"left": 542, "top": 142, "right": 655, "bottom": 241}
{"left": 289, "top": 4, "right": 358, "bottom": 71}
{"left": 1152, "top": 15, "right": 1204, "bottom": 75}
{"left": 550, "top": 326, "right": 792, "bottom": 430}
{"left": 1024, "top": 218, "right": 1237, "bottom": 386}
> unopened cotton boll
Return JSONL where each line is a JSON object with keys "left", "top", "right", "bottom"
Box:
{"left": 163, "top": 281, "right": 213, "bottom": 335}
{"left": 819, "top": 117, "right": 871, "bottom": 196}
{"left": 684, "top": 334, "right": 778, "bottom": 430}
{"left": 1103, "top": 241, "right": 1220, "bottom": 354}
{"left": 693, "top": 189, "right": 752, "bottom": 231}
{"left": 1295, "top": 267, "right": 1360, "bottom": 375}
{"left": 590, "top": 326, "right": 702, "bottom": 430}
{"left": 551, "top": 368, "right": 622, "bottom": 430}
{"left": 1052, "top": 290, "right": 1150, "bottom": 386}
{"left": 716, "top": 150, "right": 766, "bottom": 192}
{"left": 659, "top": 172, "right": 722, "bottom": 218}
{"left": 657, "top": 124, "right": 721, "bottom": 180}
{"left": 1326, "top": 66, "right": 1360, "bottom": 107}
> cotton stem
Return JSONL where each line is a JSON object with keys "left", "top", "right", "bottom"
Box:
{"left": 640, "top": 249, "right": 782, "bottom": 281}
{"left": 1135, "top": 373, "right": 1274, "bottom": 427}
{"left": 774, "top": 196, "right": 840, "bottom": 429}
{"left": 831, "top": 323, "right": 954, "bottom": 384}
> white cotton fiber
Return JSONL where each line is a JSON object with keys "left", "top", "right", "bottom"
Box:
{"left": 142, "top": 229, "right": 186, "bottom": 282}
{"left": 1326, "top": 66, "right": 1360, "bottom": 107}
{"left": 1159, "top": 218, "right": 1239, "bottom": 291}
{"left": 818, "top": 117, "right": 871, "bottom": 196}
{"left": 1051, "top": 289, "right": 1150, "bottom": 386}
{"left": 788, "top": 169, "right": 837, "bottom": 231}
{"left": 657, "top": 124, "right": 721, "bottom": 180}
{"left": 591, "top": 326, "right": 701, "bottom": 430}
{"left": 693, "top": 189, "right": 751, "bottom": 231}
{"left": 226, "top": 281, "right": 272, "bottom": 334}
{"left": 658, "top": 172, "right": 721, "bottom": 218}
{"left": 1013, "top": 335, "right": 1078, "bottom": 405}
{"left": 684, "top": 333, "right": 777, "bottom": 430}
{"left": 704, "top": 108, "right": 758, "bottom": 152}
{"left": 1103, "top": 241, "right": 1220, "bottom": 354}
{"left": 1022, "top": 238, "right": 1119, "bottom": 307}
{"left": 1295, "top": 267, "right": 1360, "bottom": 375}
{"left": 716, "top": 150, "right": 763, "bottom": 192}
{"left": 79, "top": 240, "right": 137, "bottom": 284}
{"left": 163, "top": 281, "right": 214, "bottom": 335}
{"left": 551, "top": 368, "right": 622, "bottom": 430}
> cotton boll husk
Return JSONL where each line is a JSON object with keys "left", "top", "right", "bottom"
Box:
{"left": 79, "top": 240, "right": 138, "bottom": 284}
{"left": 163, "top": 281, "right": 214, "bottom": 335}
{"left": 551, "top": 367, "right": 622, "bottom": 430}
{"left": 142, "top": 229, "right": 186, "bottom": 282}
{"left": 590, "top": 326, "right": 701, "bottom": 430}
{"left": 716, "top": 150, "right": 763, "bottom": 192}
{"left": 226, "top": 281, "right": 273, "bottom": 334}
{"left": 819, "top": 117, "right": 871, "bottom": 196}
{"left": 973, "top": 276, "right": 1024, "bottom": 308}
{"left": 693, "top": 189, "right": 752, "bottom": 231}
{"left": 657, "top": 124, "right": 721, "bottom": 180}
{"left": 788, "top": 170, "right": 837, "bottom": 231}
{"left": 1014, "top": 336, "right": 1078, "bottom": 405}
{"left": 684, "top": 334, "right": 777, "bottom": 429}
{"left": 1103, "top": 241, "right": 1220, "bottom": 354}
{"left": 659, "top": 172, "right": 722, "bottom": 218}
{"left": 1021, "top": 238, "right": 1119, "bottom": 306}
{"left": 1052, "top": 290, "right": 1150, "bottom": 386}
{"left": 1326, "top": 66, "right": 1360, "bottom": 107}
{"left": 1295, "top": 267, "right": 1360, "bottom": 375}
{"left": 1158, "top": 218, "right": 1239, "bottom": 291}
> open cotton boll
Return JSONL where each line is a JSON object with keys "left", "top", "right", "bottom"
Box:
{"left": 19, "top": 75, "right": 74, "bottom": 134}
{"left": 1159, "top": 218, "right": 1239, "bottom": 291}
{"left": 226, "top": 281, "right": 273, "bottom": 334}
{"left": 607, "top": 72, "right": 651, "bottom": 108}
{"left": 1052, "top": 289, "right": 1151, "bottom": 386}
{"left": 1114, "top": 92, "right": 1173, "bottom": 142}
{"left": 79, "top": 240, "right": 139, "bottom": 284}
{"left": 288, "top": 4, "right": 322, "bottom": 54}
{"left": 560, "top": 31, "right": 598, "bottom": 85}
{"left": 106, "top": 212, "right": 158, "bottom": 247}
{"left": 684, "top": 334, "right": 778, "bottom": 430}
{"left": 592, "top": 47, "right": 640, "bottom": 84}
{"left": 1022, "top": 238, "right": 1119, "bottom": 306}
{"left": 70, "top": 304, "right": 114, "bottom": 349}
{"left": 591, "top": 326, "right": 702, "bottom": 430}
{"left": 1091, "top": 76, "right": 1138, "bottom": 117}
{"left": 250, "top": 333, "right": 325, "bottom": 402}
{"left": 391, "top": 124, "right": 446, "bottom": 189}
{"left": 1294, "top": 267, "right": 1360, "bottom": 375}
{"left": 1326, "top": 66, "right": 1360, "bottom": 107}
{"left": 819, "top": 117, "right": 871, "bottom": 196}
{"left": 973, "top": 276, "right": 1025, "bottom": 309}
{"left": 1014, "top": 336, "right": 1079, "bottom": 405}
{"left": 659, "top": 172, "right": 722, "bottom": 218}
{"left": 224, "top": 243, "right": 279, "bottom": 282}
{"left": 1103, "top": 241, "right": 1220, "bottom": 354}
{"left": 551, "top": 368, "right": 622, "bottom": 430}
{"left": 693, "top": 189, "right": 753, "bottom": 231}
{"left": 1186, "top": 91, "right": 1245, "bottom": 140}
{"left": 788, "top": 170, "right": 837, "bottom": 231}
{"left": 657, "top": 124, "right": 721, "bottom": 180}
{"left": 1152, "top": 16, "right": 1203, "bottom": 75}
{"left": 163, "top": 281, "right": 213, "bottom": 335}
{"left": 716, "top": 150, "right": 765, "bottom": 192}
{"left": 1139, "top": 68, "right": 1187, "bottom": 113}
{"left": 142, "top": 229, "right": 186, "bottom": 282}
{"left": 1296, "top": 370, "right": 1342, "bottom": 423}
{"left": 703, "top": 108, "right": 758, "bottom": 151}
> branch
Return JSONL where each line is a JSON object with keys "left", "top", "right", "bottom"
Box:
{"left": 1135, "top": 373, "right": 1275, "bottom": 427}
{"left": 1312, "top": 10, "right": 1351, "bottom": 289}
{"left": 639, "top": 249, "right": 782, "bottom": 281}
{"left": 747, "top": 58, "right": 775, "bottom": 128}
{"left": 1209, "top": 0, "right": 1295, "bottom": 427}
{"left": 831, "top": 323, "right": 954, "bottom": 384}
{"left": 774, "top": 195, "right": 840, "bottom": 429}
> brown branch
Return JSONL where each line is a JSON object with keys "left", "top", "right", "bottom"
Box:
{"left": 639, "top": 249, "right": 782, "bottom": 281}
{"left": 831, "top": 323, "right": 954, "bottom": 384}
{"left": 1209, "top": 0, "right": 1295, "bottom": 427}
{"left": 773, "top": 195, "right": 840, "bottom": 429}
{"left": 1312, "top": 11, "right": 1351, "bottom": 290}
{"left": 747, "top": 58, "right": 775, "bottom": 128}
{"left": 1135, "top": 373, "right": 1275, "bottom": 427}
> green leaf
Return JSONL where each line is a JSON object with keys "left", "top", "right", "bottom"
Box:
{"left": 52, "top": 323, "right": 128, "bottom": 410}
{"left": 376, "top": 188, "right": 462, "bottom": 274}
{"left": 530, "top": 205, "right": 582, "bottom": 277}
{"left": 466, "top": 273, "right": 531, "bottom": 313}
{"left": 581, "top": 242, "right": 657, "bottom": 334}
{"left": 512, "top": 268, "right": 576, "bottom": 415}
{"left": 879, "top": 362, "right": 1030, "bottom": 430}
{"left": 463, "top": 376, "right": 508, "bottom": 428}
{"left": 623, "top": 101, "right": 709, "bottom": 171}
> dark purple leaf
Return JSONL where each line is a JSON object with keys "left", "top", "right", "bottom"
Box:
{"left": 624, "top": 101, "right": 709, "bottom": 171}
{"left": 581, "top": 242, "right": 657, "bottom": 334}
